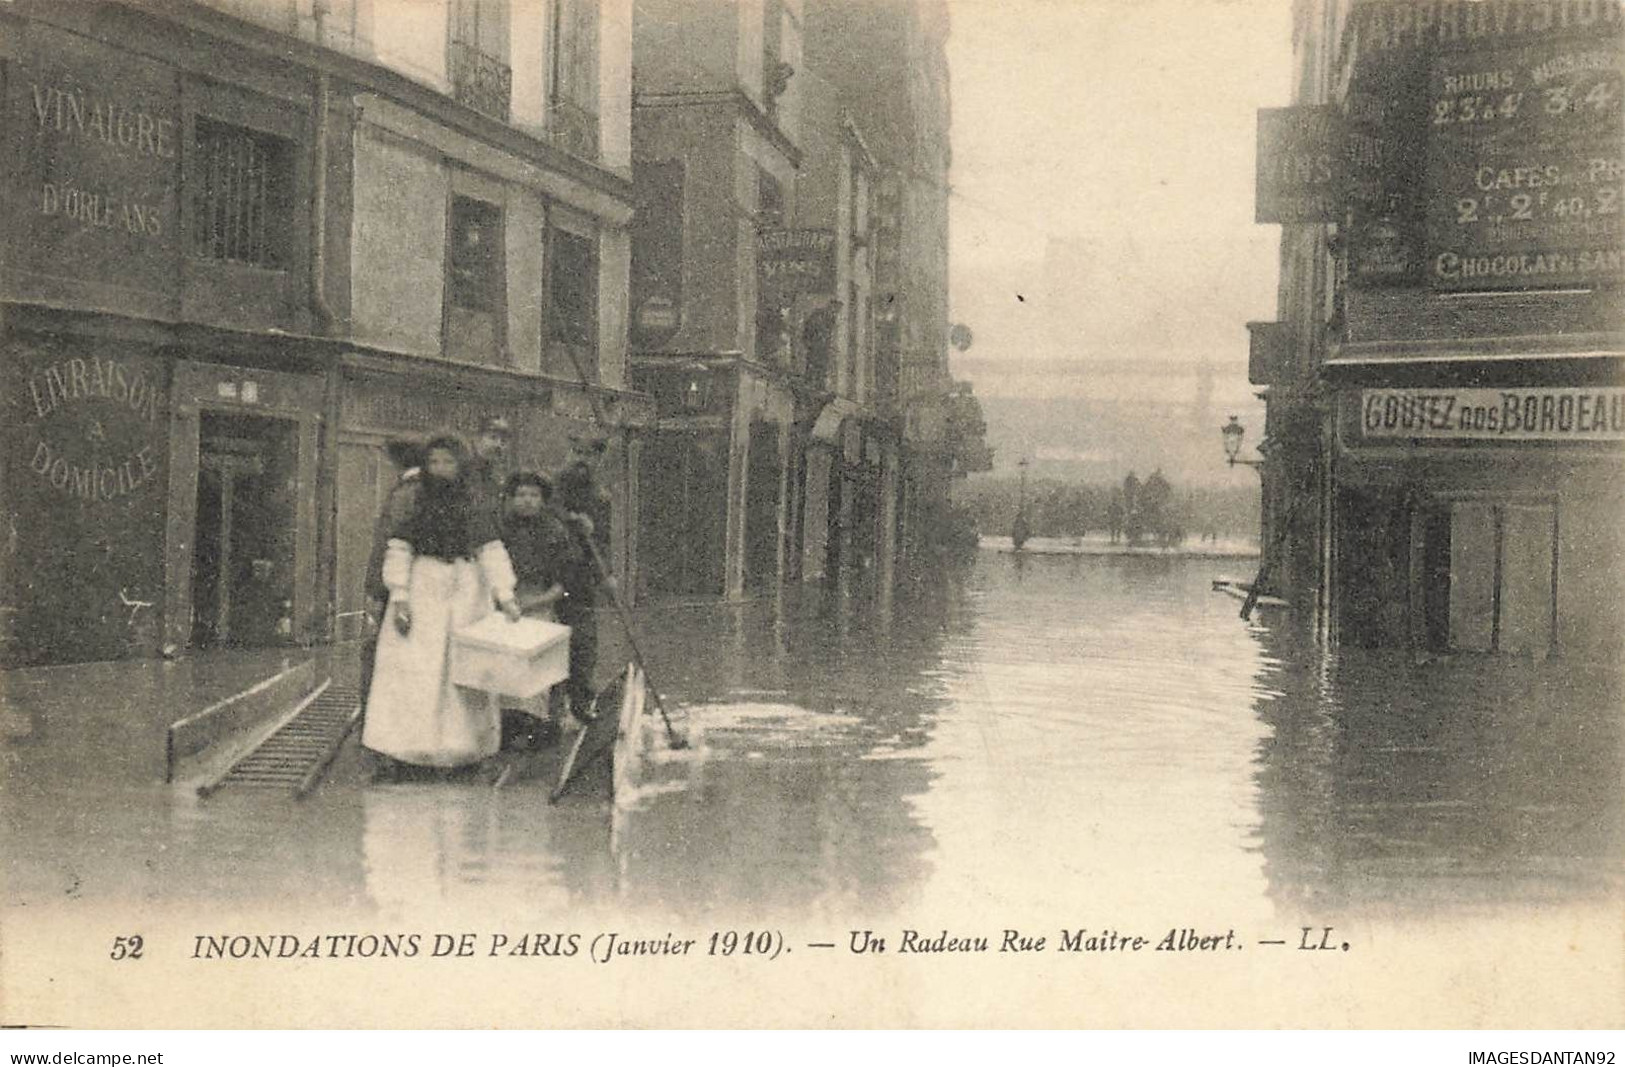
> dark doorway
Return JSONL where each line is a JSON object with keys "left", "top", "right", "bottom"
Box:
{"left": 744, "top": 422, "right": 782, "bottom": 592}
{"left": 191, "top": 413, "right": 297, "bottom": 648}
{"left": 639, "top": 430, "right": 728, "bottom": 597}
{"left": 1419, "top": 505, "right": 1452, "bottom": 653}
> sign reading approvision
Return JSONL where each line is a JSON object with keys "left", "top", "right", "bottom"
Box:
{"left": 1360, "top": 386, "right": 1625, "bottom": 441}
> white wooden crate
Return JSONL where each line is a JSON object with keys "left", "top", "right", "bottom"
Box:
{"left": 450, "top": 615, "right": 570, "bottom": 699}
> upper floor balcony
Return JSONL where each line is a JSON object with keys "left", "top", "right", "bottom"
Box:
{"left": 546, "top": 99, "right": 601, "bottom": 162}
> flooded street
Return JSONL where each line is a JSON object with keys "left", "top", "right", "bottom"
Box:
{"left": 615, "top": 549, "right": 1623, "bottom": 926}
{"left": 11, "top": 548, "right": 1620, "bottom": 929}
{"left": 7, "top": 546, "right": 1623, "bottom": 1027}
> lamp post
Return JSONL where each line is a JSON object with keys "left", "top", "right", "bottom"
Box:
{"left": 1221, "top": 415, "right": 1264, "bottom": 469}
{"left": 682, "top": 364, "right": 711, "bottom": 413}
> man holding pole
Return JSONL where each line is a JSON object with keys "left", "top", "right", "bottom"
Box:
{"left": 554, "top": 431, "right": 615, "bottom": 723}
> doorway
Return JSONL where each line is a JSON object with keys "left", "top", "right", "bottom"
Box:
{"left": 191, "top": 412, "right": 298, "bottom": 648}
{"left": 1415, "top": 498, "right": 1556, "bottom": 655}
{"left": 744, "top": 422, "right": 782, "bottom": 593}
{"left": 638, "top": 429, "right": 728, "bottom": 597}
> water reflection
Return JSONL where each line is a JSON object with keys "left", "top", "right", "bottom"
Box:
{"left": 1251, "top": 629, "right": 1624, "bottom": 916}
{"left": 5, "top": 550, "right": 1619, "bottom": 927}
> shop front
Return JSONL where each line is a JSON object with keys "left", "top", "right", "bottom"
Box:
{"left": 1, "top": 6, "right": 332, "bottom": 665}
{"left": 1331, "top": 377, "right": 1624, "bottom": 659}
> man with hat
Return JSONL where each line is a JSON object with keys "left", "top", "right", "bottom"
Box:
{"left": 554, "top": 430, "right": 615, "bottom": 722}
{"left": 462, "top": 414, "right": 512, "bottom": 543}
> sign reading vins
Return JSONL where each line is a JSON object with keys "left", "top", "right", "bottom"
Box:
{"left": 758, "top": 229, "right": 836, "bottom": 301}
{"left": 1360, "top": 387, "right": 1625, "bottom": 441}
{"left": 1256, "top": 107, "right": 1342, "bottom": 223}
{"left": 1425, "top": 29, "right": 1624, "bottom": 290}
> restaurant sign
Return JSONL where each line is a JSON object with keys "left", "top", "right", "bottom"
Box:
{"left": 1255, "top": 107, "right": 1342, "bottom": 223}
{"left": 1358, "top": 387, "right": 1625, "bottom": 441}
{"left": 758, "top": 229, "right": 836, "bottom": 300}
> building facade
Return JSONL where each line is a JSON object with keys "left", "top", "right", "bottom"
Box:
{"left": 1259, "top": 0, "right": 1624, "bottom": 659}
{"left": 627, "top": 0, "right": 806, "bottom": 600}
{"left": 627, "top": 0, "right": 953, "bottom": 604}
{"left": 2, "top": 0, "right": 650, "bottom": 667}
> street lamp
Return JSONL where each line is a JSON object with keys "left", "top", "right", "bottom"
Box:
{"left": 1221, "top": 415, "right": 1264, "bottom": 468}
{"left": 682, "top": 364, "right": 711, "bottom": 412}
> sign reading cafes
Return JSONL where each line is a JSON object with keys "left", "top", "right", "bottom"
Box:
{"left": 1318, "top": 0, "right": 1625, "bottom": 293}
{"left": 1359, "top": 387, "right": 1625, "bottom": 442}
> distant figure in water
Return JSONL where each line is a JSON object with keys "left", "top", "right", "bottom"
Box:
{"left": 1011, "top": 511, "right": 1031, "bottom": 551}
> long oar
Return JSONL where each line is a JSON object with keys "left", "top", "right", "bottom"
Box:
{"left": 555, "top": 342, "right": 687, "bottom": 750}
{"left": 575, "top": 534, "right": 687, "bottom": 750}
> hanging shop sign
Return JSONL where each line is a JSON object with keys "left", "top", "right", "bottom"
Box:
{"left": 758, "top": 228, "right": 836, "bottom": 301}
{"left": 1255, "top": 107, "right": 1342, "bottom": 223}
{"left": 1357, "top": 386, "right": 1625, "bottom": 442}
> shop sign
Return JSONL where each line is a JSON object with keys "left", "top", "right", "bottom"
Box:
{"left": 1359, "top": 386, "right": 1625, "bottom": 441}
{"left": 7, "top": 26, "right": 181, "bottom": 310}
{"left": 1255, "top": 107, "right": 1342, "bottom": 223}
{"left": 758, "top": 228, "right": 836, "bottom": 300}
{"left": 1338, "top": 0, "right": 1624, "bottom": 292}
{"left": 1424, "top": 32, "right": 1625, "bottom": 291}
{"left": 3, "top": 342, "right": 168, "bottom": 665}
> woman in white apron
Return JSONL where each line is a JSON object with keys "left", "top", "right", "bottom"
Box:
{"left": 363, "top": 435, "right": 520, "bottom": 770}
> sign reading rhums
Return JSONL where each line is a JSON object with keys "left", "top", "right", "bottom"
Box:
{"left": 1361, "top": 387, "right": 1625, "bottom": 441}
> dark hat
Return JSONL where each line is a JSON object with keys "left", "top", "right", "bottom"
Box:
{"left": 384, "top": 437, "right": 426, "bottom": 470}
{"left": 480, "top": 415, "right": 513, "bottom": 436}
{"left": 504, "top": 470, "right": 553, "bottom": 501}
{"left": 568, "top": 430, "right": 609, "bottom": 455}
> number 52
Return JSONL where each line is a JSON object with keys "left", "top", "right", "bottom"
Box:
{"left": 110, "top": 935, "right": 144, "bottom": 961}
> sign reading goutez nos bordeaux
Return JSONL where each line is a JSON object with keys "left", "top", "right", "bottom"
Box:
{"left": 1257, "top": 0, "right": 1624, "bottom": 293}
{"left": 1358, "top": 386, "right": 1625, "bottom": 442}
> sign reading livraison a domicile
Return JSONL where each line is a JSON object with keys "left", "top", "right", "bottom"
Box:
{"left": 1361, "top": 387, "right": 1625, "bottom": 441}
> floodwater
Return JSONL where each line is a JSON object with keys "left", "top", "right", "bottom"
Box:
{"left": 5, "top": 549, "right": 1623, "bottom": 931}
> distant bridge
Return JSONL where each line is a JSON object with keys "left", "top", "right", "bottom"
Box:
{"left": 951, "top": 357, "right": 1243, "bottom": 377}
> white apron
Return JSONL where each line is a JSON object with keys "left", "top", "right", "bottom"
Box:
{"left": 363, "top": 554, "right": 500, "bottom": 767}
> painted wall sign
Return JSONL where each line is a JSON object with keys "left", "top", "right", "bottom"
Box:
{"left": 1339, "top": 0, "right": 1624, "bottom": 292}
{"left": 1359, "top": 386, "right": 1625, "bottom": 441}
{"left": 1424, "top": 34, "right": 1625, "bottom": 290}
{"left": 1256, "top": 107, "right": 1342, "bottom": 223}
{"left": 6, "top": 24, "right": 181, "bottom": 311}
{"left": 3, "top": 342, "right": 169, "bottom": 666}
{"left": 758, "top": 228, "right": 836, "bottom": 300}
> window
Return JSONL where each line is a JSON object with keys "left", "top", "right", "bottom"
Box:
{"left": 448, "top": 196, "right": 503, "bottom": 311}
{"left": 191, "top": 118, "right": 293, "bottom": 269}
{"left": 548, "top": 0, "right": 600, "bottom": 158}
{"left": 762, "top": 0, "right": 788, "bottom": 117}
{"left": 548, "top": 224, "right": 599, "bottom": 380}
{"left": 754, "top": 168, "right": 788, "bottom": 365}
{"left": 446, "top": 194, "right": 506, "bottom": 366}
{"left": 450, "top": 0, "right": 512, "bottom": 121}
